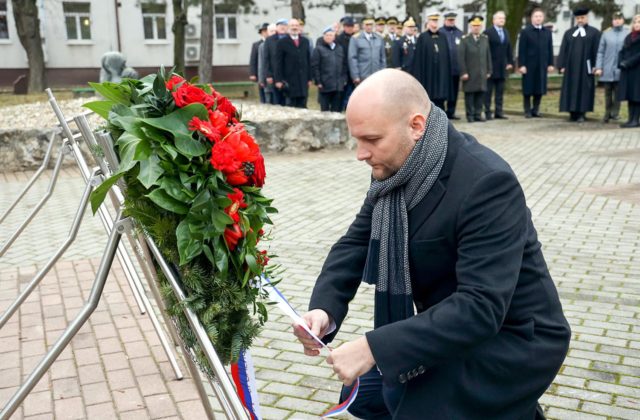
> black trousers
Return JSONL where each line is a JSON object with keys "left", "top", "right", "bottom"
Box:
{"left": 286, "top": 96, "right": 307, "bottom": 108}
{"left": 445, "top": 75, "right": 460, "bottom": 117}
{"left": 318, "top": 91, "right": 343, "bottom": 112}
{"left": 485, "top": 78, "right": 506, "bottom": 115}
{"left": 524, "top": 94, "right": 542, "bottom": 114}
{"left": 603, "top": 82, "right": 621, "bottom": 119}
{"left": 465, "top": 92, "right": 484, "bottom": 119}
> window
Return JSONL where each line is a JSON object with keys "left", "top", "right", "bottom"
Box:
{"left": 215, "top": 15, "right": 237, "bottom": 40}
{"left": 0, "top": 0, "right": 8, "bottom": 39}
{"left": 142, "top": 2, "right": 167, "bottom": 40}
{"left": 63, "top": 2, "right": 91, "bottom": 40}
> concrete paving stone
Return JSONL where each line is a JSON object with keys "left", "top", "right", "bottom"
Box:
{"left": 118, "top": 409, "right": 150, "bottom": 420}
{"left": 176, "top": 399, "right": 208, "bottom": 418}
{"left": 85, "top": 401, "right": 118, "bottom": 419}
{"left": 81, "top": 381, "right": 112, "bottom": 406}
{"left": 51, "top": 377, "right": 81, "bottom": 400}
{"left": 77, "top": 363, "right": 106, "bottom": 386}
{"left": 22, "top": 390, "right": 52, "bottom": 417}
{"left": 262, "top": 382, "right": 314, "bottom": 399}
{"left": 546, "top": 406, "right": 607, "bottom": 420}
{"left": 274, "top": 395, "right": 329, "bottom": 414}
{"left": 53, "top": 396, "right": 85, "bottom": 419}
{"left": 112, "top": 386, "right": 145, "bottom": 413}
{"left": 581, "top": 401, "right": 640, "bottom": 419}
{"left": 137, "top": 373, "right": 169, "bottom": 397}
{"left": 144, "top": 393, "right": 178, "bottom": 419}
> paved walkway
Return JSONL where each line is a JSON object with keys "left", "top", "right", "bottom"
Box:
{"left": 0, "top": 116, "right": 639, "bottom": 419}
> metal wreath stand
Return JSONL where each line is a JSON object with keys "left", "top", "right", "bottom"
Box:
{"left": 0, "top": 89, "right": 249, "bottom": 420}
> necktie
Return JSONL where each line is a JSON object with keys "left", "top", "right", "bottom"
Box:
{"left": 498, "top": 28, "right": 504, "bottom": 43}
{"left": 293, "top": 38, "right": 300, "bottom": 47}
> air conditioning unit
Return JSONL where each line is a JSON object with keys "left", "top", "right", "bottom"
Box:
{"left": 185, "top": 44, "right": 200, "bottom": 62}
{"left": 186, "top": 23, "right": 199, "bottom": 39}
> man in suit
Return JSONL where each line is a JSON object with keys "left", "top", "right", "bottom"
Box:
{"left": 484, "top": 11, "right": 514, "bottom": 120}
{"left": 275, "top": 18, "right": 312, "bottom": 108}
{"left": 263, "top": 18, "right": 289, "bottom": 106}
{"left": 348, "top": 16, "right": 386, "bottom": 86}
{"left": 249, "top": 23, "right": 269, "bottom": 104}
{"left": 518, "top": 8, "right": 554, "bottom": 118}
{"left": 293, "top": 68, "right": 570, "bottom": 419}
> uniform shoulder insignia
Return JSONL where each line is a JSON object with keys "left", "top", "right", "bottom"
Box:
{"left": 462, "top": 34, "right": 468, "bottom": 38}
{"left": 353, "top": 32, "right": 361, "bottom": 38}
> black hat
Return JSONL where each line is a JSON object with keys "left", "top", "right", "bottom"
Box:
{"left": 257, "top": 22, "right": 269, "bottom": 34}
{"left": 444, "top": 11, "right": 457, "bottom": 19}
{"left": 573, "top": 7, "right": 589, "bottom": 17}
{"left": 341, "top": 16, "right": 355, "bottom": 26}
{"left": 613, "top": 11, "right": 624, "bottom": 19}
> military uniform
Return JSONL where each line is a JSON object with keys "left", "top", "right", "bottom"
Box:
{"left": 458, "top": 16, "right": 492, "bottom": 122}
{"left": 391, "top": 17, "right": 418, "bottom": 72}
{"left": 383, "top": 17, "right": 400, "bottom": 67}
{"left": 348, "top": 17, "right": 387, "bottom": 82}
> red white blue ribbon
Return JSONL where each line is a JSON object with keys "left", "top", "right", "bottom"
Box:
{"left": 231, "top": 349, "right": 261, "bottom": 419}
{"left": 260, "top": 276, "right": 360, "bottom": 418}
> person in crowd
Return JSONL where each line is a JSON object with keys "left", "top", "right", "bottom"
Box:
{"left": 293, "top": 68, "right": 570, "bottom": 420}
{"left": 439, "top": 11, "right": 464, "bottom": 120}
{"left": 258, "top": 23, "right": 277, "bottom": 104}
{"left": 458, "top": 15, "right": 492, "bottom": 123}
{"left": 250, "top": 22, "right": 270, "bottom": 103}
{"left": 412, "top": 11, "right": 453, "bottom": 111}
{"left": 484, "top": 11, "right": 513, "bottom": 120}
{"left": 518, "top": 8, "right": 554, "bottom": 118}
{"left": 338, "top": 16, "right": 357, "bottom": 110}
{"left": 557, "top": 7, "right": 601, "bottom": 123}
{"left": 617, "top": 14, "right": 640, "bottom": 128}
{"left": 384, "top": 17, "right": 400, "bottom": 66}
{"left": 264, "top": 18, "right": 289, "bottom": 106}
{"left": 275, "top": 18, "right": 312, "bottom": 108}
{"left": 298, "top": 18, "right": 314, "bottom": 59}
{"left": 311, "top": 26, "right": 347, "bottom": 112}
{"left": 375, "top": 17, "right": 387, "bottom": 36}
{"left": 348, "top": 16, "right": 386, "bottom": 86}
{"left": 595, "top": 12, "right": 629, "bottom": 123}
{"left": 391, "top": 17, "right": 418, "bottom": 72}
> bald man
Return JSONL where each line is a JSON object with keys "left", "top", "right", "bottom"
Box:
{"left": 294, "top": 69, "right": 570, "bottom": 419}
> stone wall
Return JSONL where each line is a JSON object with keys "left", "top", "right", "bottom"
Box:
{"left": 0, "top": 99, "right": 352, "bottom": 172}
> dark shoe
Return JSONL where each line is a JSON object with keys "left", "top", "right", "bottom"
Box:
{"left": 485, "top": 112, "right": 493, "bottom": 120}
{"left": 525, "top": 112, "right": 533, "bottom": 118}
{"left": 602, "top": 116, "right": 610, "bottom": 123}
{"left": 449, "top": 115, "right": 461, "bottom": 120}
{"left": 494, "top": 113, "right": 508, "bottom": 119}
{"left": 611, "top": 115, "right": 621, "bottom": 121}
{"left": 467, "top": 117, "right": 475, "bottom": 123}
{"left": 576, "top": 115, "right": 586, "bottom": 123}
{"left": 475, "top": 116, "right": 486, "bottom": 122}
{"left": 620, "top": 121, "right": 640, "bottom": 128}
{"left": 531, "top": 111, "right": 542, "bottom": 118}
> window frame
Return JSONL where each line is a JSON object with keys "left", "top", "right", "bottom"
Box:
{"left": 63, "top": 1, "right": 92, "bottom": 41}
{"left": 141, "top": 2, "right": 167, "bottom": 41}
{"left": 0, "top": 0, "right": 9, "bottom": 40}
{"left": 214, "top": 14, "right": 238, "bottom": 42}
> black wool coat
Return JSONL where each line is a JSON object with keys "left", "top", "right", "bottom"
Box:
{"left": 249, "top": 39, "right": 263, "bottom": 78}
{"left": 517, "top": 25, "right": 554, "bottom": 96}
{"left": 485, "top": 26, "right": 514, "bottom": 80}
{"left": 411, "top": 30, "right": 454, "bottom": 101}
{"left": 274, "top": 35, "right": 312, "bottom": 99}
{"left": 311, "top": 41, "right": 347, "bottom": 93}
{"left": 309, "top": 124, "right": 571, "bottom": 419}
{"left": 617, "top": 33, "right": 640, "bottom": 102}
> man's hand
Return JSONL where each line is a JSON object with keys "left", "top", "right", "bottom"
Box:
{"left": 317, "top": 84, "right": 323, "bottom": 89}
{"left": 486, "top": 73, "right": 491, "bottom": 79}
{"left": 506, "top": 64, "right": 513, "bottom": 71}
{"left": 594, "top": 68, "right": 603, "bottom": 76}
{"left": 266, "top": 77, "right": 274, "bottom": 84}
{"left": 461, "top": 73, "right": 469, "bottom": 81}
{"left": 275, "top": 81, "right": 284, "bottom": 89}
{"left": 559, "top": 68, "right": 565, "bottom": 74}
{"left": 519, "top": 66, "right": 527, "bottom": 74}
{"left": 354, "top": 78, "right": 361, "bottom": 85}
{"left": 249, "top": 75, "right": 257, "bottom": 81}
{"left": 293, "top": 309, "right": 332, "bottom": 356}
{"left": 547, "top": 65, "right": 555, "bottom": 73}
{"left": 326, "top": 337, "right": 375, "bottom": 386}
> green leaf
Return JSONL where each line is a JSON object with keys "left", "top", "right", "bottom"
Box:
{"left": 140, "top": 103, "right": 209, "bottom": 157}
{"left": 175, "top": 133, "right": 208, "bottom": 157}
{"left": 160, "top": 177, "right": 193, "bottom": 202}
{"left": 89, "top": 81, "right": 131, "bottom": 105}
{"left": 89, "top": 172, "right": 125, "bottom": 214}
{"left": 153, "top": 71, "right": 168, "bottom": 98}
{"left": 203, "top": 244, "right": 215, "bottom": 266}
{"left": 175, "top": 219, "right": 203, "bottom": 265}
{"left": 83, "top": 100, "right": 114, "bottom": 119}
{"left": 245, "top": 253, "right": 260, "bottom": 275}
{"left": 116, "top": 132, "right": 150, "bottom": 171}
{"left": 137, "top": 155, "right": 163, "bottom": 189}
{"left": 160, "top": 143, "right": 178, "bottom": 159}
{"left": 212, "top": 210, "right": 234, "bottom": 232}
{"left": 147, "top": 189, "right": 189, "bottom": 214}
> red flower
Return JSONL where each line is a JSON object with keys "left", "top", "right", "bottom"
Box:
{"left": 210, "top": 141, "right": 243, "bottom": 174}
{"left": 225, "top": 188, "right": 248, "bottom": 223}
{"left": 173, "top": 83, "right": 216, "bottom": 108}
{"left": 257, "top": 250, "right": 269, "bottom": 266}
{"left": 251, "top": 154, "right": 266, "bottom": 187}
{"left": 165, "top": 75, "right": 185, "bottom": 90}
{"left": 208, "top": 86, "right": 238, "bottom": 119}
{"left": 208, "top": 109, "right": 230, "bottom": 138}
{"left": 188, "top": 116, "right": 221, "bottom": 142}
{"left": 224, "top": 223, "right": 243, "bottom": 251}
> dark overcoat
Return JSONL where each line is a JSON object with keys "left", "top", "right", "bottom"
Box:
{"left": 617, "top": 33, "right": 640, "bottom": 102}
{"left": 311, "top": 41, "right": 347, "bottom": 93}
{"left": 412, "top": 30, "right": 454, "bottom": 101}
{"left": 458, "top": 33, "right": 492, "bottom": 92}
{"left": 275, "top": 35, "right": 312, "bottom": 99}
{"left": 517, "top": 25, "right": 554, "bottom": 96}
{"left": 485, "top": 26, "right": 514, "bottom": 80}
{"left": 309, "top": 124, "right": 571, "bottom": 419}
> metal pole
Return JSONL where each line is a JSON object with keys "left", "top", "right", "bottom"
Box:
{"left": 0, "top": 168, "right": 101, "bottom": 329}
{"left": 0, "top": 130, "right": 59, "bottom": 224}
{"left": 46, "top": 89, "right": 147, "bottom": 315}
{"left": 0, "top": 211, "right": 127, "bottom": 420}
{"left": 0, "top": 139, "right": 69, "bottom": 257}
{"left": 146, "top": 238, "right": 249, "bottom": 420}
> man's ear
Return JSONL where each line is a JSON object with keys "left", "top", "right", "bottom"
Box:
{"left": 410, "top": 112, "right": 427, "bottom": 142}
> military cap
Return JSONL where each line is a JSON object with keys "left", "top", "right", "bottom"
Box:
{"left": 387, "top": 16, "right": 399, "bottom": 25}
{"left": 341, "top": 16, "right": 355, "bottom": 26}
{"left": 573, "top": 7, "right": 589, "bottom": 17}
{"left": 275, "top": 18, "right": 288, "bottom": 26}
{"left": 403, "top": 17, "right": 417, "bottom": 28}
{"left": 444, "top": 11, "right": 458, "bottom": 19}
{"left": 323, "top": 25, "right": 336, "bottom": 34}
{"left": 613, "top": 11, "right": 624, "bottom": 19}
{"left": 468, "top": 15, "right": 484, "bottom": 26}
{"left": 427, "top": 11, "right": 441, "bottom": 20}
{"left": 258, "top": 22, "right": 269, "bottom": 34}
{"left": 375, "top": 17, "right": 387, "bottom": 25}
{"left": 362, "top": 16, "right": 376, "bottom": 25}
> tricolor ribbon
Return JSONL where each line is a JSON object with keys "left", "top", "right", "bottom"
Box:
{"left": 231, "top": 349, "right": 261, "bottom": 419}
{"left": 260, "top": 276, "right": 360, "bottom": 418}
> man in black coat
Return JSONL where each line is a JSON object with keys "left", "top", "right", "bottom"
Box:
{"left": 337, "top": 16, "right": 357, "bottom": 110}
{"left": 249, "top": 23, "right": 269, "bottom": 104}
{"left": 518, "top": 8, "right": 554, "bottom": 118}
{"left": 617, "top": 15, "right": 640, "bottom": 128}
{"left": 275, "top": 18, "right": 312, "bottom": 108}
{"left": 391, "top": 17, "right": 418, "bottom": 72}
{"left": 311, "top": 26, "right": 347, "bottom": 112}
{"left": 412, "top": 12, "right": 453, "bottom": 111}
{"left": 439, "top": 12, "right": 464, "bottom": 120}
{"left": 293, "top": 69, "right": 570, "bottom": 419}
{"left": 263, "top": 18, "right": 289, "bottom": 106}
{"left": 557, "top": 7, "right": 601, "bottom": 122}
{"left": 484, "top": 11, "right": 513, "bottom": 120}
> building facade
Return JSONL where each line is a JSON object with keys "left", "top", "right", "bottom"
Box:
{"left": 1, "top": 0, "right": 638, "bottom": 88}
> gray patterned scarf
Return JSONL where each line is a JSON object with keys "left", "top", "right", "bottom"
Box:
{"left": 362, "top": 105, "right": 449, "bottom": 328}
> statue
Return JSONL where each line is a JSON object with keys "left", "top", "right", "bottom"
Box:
{"left": 99, "top": 51, "right": 139, "bottom": 82}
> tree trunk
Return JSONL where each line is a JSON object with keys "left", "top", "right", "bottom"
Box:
{"left": 406, "top": 0, "right": 422, "bottom": 30}
{"left": 12, "top": 0, "right": 47, "bottom": 93}
{"left": 172, "top": 0, "right": 187, "bottom": 75}
{"left": 198, "top": 0, "right": 213, "bottom": 83}
{"left": 486, "top": 0, "right": 528, "bottom": 58}
{"left": 291, "top": 0, "right": 305, "bottom": 21}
